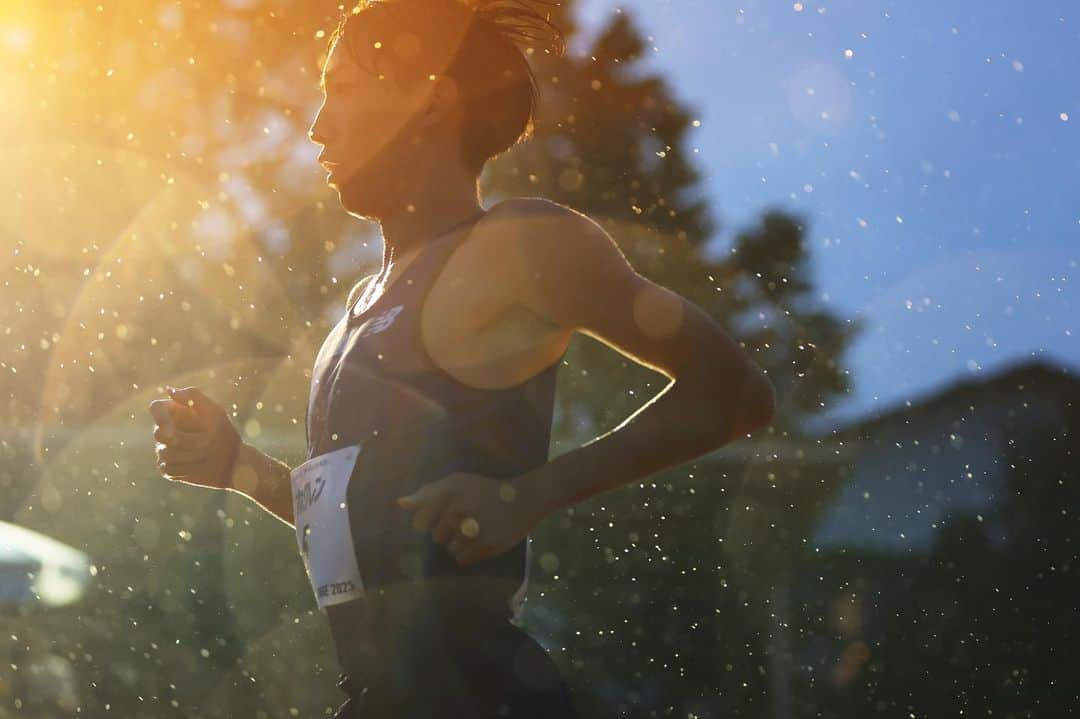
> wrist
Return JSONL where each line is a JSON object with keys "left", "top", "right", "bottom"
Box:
{"left": 228, "top": 441, "right": 278, "bottom": 499}
{"left": 509, "top": 468, "right": 559, "bottom": 527}
{"left": 219, "top": 423, "right": 243, "bottom": 491}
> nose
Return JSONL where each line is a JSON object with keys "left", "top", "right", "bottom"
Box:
{"left": 308, "top": 107, "right": 330, "bottom": 147}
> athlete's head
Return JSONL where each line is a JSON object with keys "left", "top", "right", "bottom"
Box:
{"left": 308, "top": 0, "right": 564, "bottom": 220}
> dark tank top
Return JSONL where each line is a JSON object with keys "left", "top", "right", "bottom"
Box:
{"left": 303, "top": 212, "right": 563, "bottom": 678}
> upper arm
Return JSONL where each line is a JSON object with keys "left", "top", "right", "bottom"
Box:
{"left": 496, "top": 198, "right": 775, "bottom": 424}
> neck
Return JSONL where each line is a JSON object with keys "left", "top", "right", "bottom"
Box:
{"left": 378, "top": 174, "right": 483, "bottom": 268}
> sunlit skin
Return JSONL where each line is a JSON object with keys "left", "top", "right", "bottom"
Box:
{"left": 152, "top": 19, "right": 778, "bottom": 569}
{"left": 309, "top": 33, "right": 484, "bottom": 270}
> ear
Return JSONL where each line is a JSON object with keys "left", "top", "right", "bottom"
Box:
{"left": 420, "top": 75, "right": 461, "bottom": 127}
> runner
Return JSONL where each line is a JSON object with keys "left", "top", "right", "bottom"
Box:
{"left": 148, "top": 1, "right": 776, "bottom": 716}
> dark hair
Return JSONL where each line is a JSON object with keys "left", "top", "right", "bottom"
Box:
{"left": 326, "top": 0, "right": 565, "bottom": 176}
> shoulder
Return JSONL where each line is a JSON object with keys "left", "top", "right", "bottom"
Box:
{"left": 485, "top": 196, "right": 595, "bottom": 230}
{"left": 481, "top": 197, "right": 624, "bottom": 270}
{"left": 483, "top": 196, "right": 631, "bottom": 282}
{"left": 478, "top": 197, "right": 641, "bottom": 330}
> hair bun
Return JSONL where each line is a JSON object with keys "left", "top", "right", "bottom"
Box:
{"left": 466, "top": 0, "right": 567, "bottom": 57}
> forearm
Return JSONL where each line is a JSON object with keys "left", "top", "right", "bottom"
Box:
{"left": 512, "top": 371, "right": 773, "bottom": 522}
{"left": 227, "top": 442, "right": 295, "bottom": 528}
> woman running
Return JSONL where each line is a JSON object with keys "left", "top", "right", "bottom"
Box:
{"left": 148, "top": 1, "right": 776, "bottom": 716}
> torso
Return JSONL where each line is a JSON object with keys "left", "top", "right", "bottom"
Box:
{"left": 349, "top": 203, "right": 572, "bottom": 390}
{"left": 305, "top": 201, "right": 572, "bottom": 674}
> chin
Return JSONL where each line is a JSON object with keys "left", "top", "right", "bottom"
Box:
{"left": 334, "top": 179, "right": 383, "bottom": 221}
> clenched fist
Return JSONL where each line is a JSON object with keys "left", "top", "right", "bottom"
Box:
{"left": 147, "top": 385, "right": 241, "bottom": 490}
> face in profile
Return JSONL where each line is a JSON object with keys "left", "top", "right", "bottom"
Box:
{"left": 309, "top": 34, "right": 435, "bottom": 218}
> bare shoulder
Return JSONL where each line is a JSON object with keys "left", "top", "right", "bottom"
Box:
{"left": 421, "top": 199, "right": 578, "bottom": 387}
{"left": 484, "top": 196, "right": 596, "bottom": 235}
{"left": 480, "top": 197, "right": 635, "bottom": 315}
{"left": 480, "top": 196, "right": 621, "bottom": 289}
{"left": 488, "top": 196, "right": 624, "bottom": 262}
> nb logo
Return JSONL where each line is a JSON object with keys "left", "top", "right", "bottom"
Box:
{"left": 358, "top": 304, "right": 404, "bottom": 338}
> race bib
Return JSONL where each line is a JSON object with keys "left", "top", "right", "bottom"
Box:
{"left": 290, "top": 443, "right": 366, "bottom": 609}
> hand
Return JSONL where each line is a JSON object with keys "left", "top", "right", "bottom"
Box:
{"left": 396, "top": 472, "right": 538, "bottom": 567}
{"left": 146, "top": 385, "right": 241, "bottom": 490}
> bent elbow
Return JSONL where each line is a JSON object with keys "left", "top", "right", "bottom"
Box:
{"left": 755, "top": 373, "right": 778, "bottom": 430}
{"left": 732, "top": 368, "right": 776, "bottom": 440}
{"left": 685, "top": 361, "right": 777, "bottom": 445}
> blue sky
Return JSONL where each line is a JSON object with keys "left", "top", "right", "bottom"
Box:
{"left": 574, "top": 0, "right": 1078, "bottom": 428}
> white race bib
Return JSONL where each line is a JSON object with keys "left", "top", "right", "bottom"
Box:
{"left": 290, "top": 443, "right": 366, "bottom": 609}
